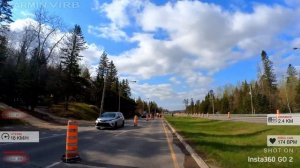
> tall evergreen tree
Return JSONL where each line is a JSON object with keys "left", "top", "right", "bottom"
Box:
{"left": 261, "top": 50, "right": 277, "bottom": 112}
{"left": 96, "top": 52, "right": 109, "bottom": 81}
{"left": 120, "top": 79, "right": 131, "bottom": 98}
{"left": 287, "top": 64, "right": 297, "bottom": 83}
{"left": 261, "top": 50, "right": 277, "bottom": 90}
{"left": 107, "top": 60, "right": 118, "bottom": 91}
{"left": 95, "top": 52, "right": 109, "bottom": 109}
{"left": 0, "top": 0, "right": 13, "bottom": 63}
{"left": 0, "top": 0, "right": 13, "bottom": 32}
{"left": 81, "top": 67, "right": 91, "bottom": 80}
{"left": 60, "top": 24, "right": 86, "bottom": 110}
{"left": 294, "top": 81, "right": 300, "bottom": 112}
{"left": 285, "top": 64, "right": 298, "bottom": 112}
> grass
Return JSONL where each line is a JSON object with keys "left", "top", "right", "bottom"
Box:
{"left": 0, "top": 119, "right": 28, "bottom": 127}
{"left": 165, "top": 116, "right": 300, "bottom": 168}
{"left": 49, "top": 102, "right": 99, "bottom": 120}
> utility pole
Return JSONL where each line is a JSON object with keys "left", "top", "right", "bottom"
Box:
{"left": 283, "top": 75, "right": 292, "bottom": 113}
{"left": 249, "top": 84, "right": 254, "bottom": 115}
{"left": 118, "top": 84, "right": 121, "bottom": 112}
{"left": 142, "top": 101, "right": 144, "bottom": 113}
{"left": 99, "top": 71, "right": 107, "bottom": 117}
{"left": 147, "top": 98, "right": 150, "bottom": 115}
{"left": 209, "top": 90, "right": 215, "bottom": 115}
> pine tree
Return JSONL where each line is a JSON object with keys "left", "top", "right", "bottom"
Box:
{"left": 96, "top": 52, "right": 109, "bottom": 81}
{"left": 261, "top": 50, "right": 277, "bottom": 90}
{"left": 295, "top": 81, "right": 300, "bottom": 112}
{"left": 0, "top": 0, "right": 13, "bottom": 63}
{"left": 287, "top": 64, "right": 297, "bottom": 83}
{"left": 285, "top": 64, "right": 297, "bottom": 112}
{"left": 221, "top": 90, "right": 230, "bottom": 113}
{"left": 81, "top": 67, "right": 91, "bottom": 79}
{"left": 135, "top": 97, "right": 144, "bottom": 114}
{"left": 261, "top": 50, "right": 277, "bottom": 112}
{"left": 107, "top": 60, "right": 118, "bottom": 91}
{"left": 95, "top": 52, "right": 109, "bottom": 109}
{"left": 190, "top": 98, "right": 195, "bottom": 113}
{"left": 0, "top": 0, "right": 13, "bottom": 32}
{"left": 183, "top": 99, "right": 189, "bottom": 111}
{"left": 120, "top": 79, "right": 131, "bottom": 98}
{"left": 60, "top": 24, "right": 86, "bottom": 110}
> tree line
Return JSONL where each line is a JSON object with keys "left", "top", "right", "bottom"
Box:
{"left": 135, "top": 97, "right": 166, "bottom": 115}
{"left": 0, "top": 1, "right": 163, "bottom": 117}
{"left": 184, "top": 50, "right": 300, "bottom": 114}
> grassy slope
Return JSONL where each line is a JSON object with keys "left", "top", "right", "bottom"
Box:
{"left": 165, "top": 116, "right": 300, "bottom": 168}
{"left": 50, "top": 102, "right": 99, "bottom": 120}
{"left": 0, "top": 119, "right": 28, "bottom": 127}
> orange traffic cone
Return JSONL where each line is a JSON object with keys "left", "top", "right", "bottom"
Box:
{"left": 134, "top": 115, "right": 138, "bottom": 126}
{"left": 61, "top": 120, "right": 81, "bottom": 163}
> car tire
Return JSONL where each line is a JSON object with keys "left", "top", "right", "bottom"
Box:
{"left": 114, "top": 122, "right": 118, "bottom": 129}
{"left": 121, "top": 121, "right": 125, "bottom": 128}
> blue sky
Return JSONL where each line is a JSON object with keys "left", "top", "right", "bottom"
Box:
{"left": 10, "top": 0, "right": 300, "bottom": 110}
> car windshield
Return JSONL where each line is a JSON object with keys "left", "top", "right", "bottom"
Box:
{"left": 101, "top": 113, "right": 116, "bottom": 118}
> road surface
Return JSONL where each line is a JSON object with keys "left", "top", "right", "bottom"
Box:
{"left": 0, "top": 119, "right": 199, "bottom": 168}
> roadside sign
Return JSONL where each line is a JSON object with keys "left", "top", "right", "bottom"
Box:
{"left": 0, "top": 131, "right": 39, "bottom": 143}
{"left": 267, "top": 114, "right": 300, "bottom": 125}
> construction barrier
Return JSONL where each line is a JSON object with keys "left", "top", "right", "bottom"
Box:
{"left": 61, "top": 120, "right": 81, "bottom": 163}
{"left": 134, "top": 115, "right": 138, "bottom": 126}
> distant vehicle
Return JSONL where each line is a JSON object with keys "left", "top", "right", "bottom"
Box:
{"left": 95, "top": 112, "right": 125, "bottom": 129}
{"left": 141, "top": 111, "right": 147, "bottom": 118}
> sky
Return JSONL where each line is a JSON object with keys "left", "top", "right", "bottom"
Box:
{"left": 9, "top": 0, "right": 300, "bottom": 110}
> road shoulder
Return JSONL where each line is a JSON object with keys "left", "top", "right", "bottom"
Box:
{"left": 164, "top": 119, "right": 210, "bottom": 168}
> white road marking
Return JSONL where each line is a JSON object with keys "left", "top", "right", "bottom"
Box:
{"left": 114, "top": 130, "right": 130, "bottom": 137}
{"left": 45, "top": 161, "right": 61, "bottom": 168}
{"left": 61, "top": 164, "right": 106, "bottom": 168}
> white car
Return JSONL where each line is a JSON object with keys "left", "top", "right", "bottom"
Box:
{"left": 95, "top": 112, "right": 125, "bottom": 129}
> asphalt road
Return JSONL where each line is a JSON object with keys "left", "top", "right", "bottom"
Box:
{"left": 0, "top": 119, "right": 199, "bottom": 168}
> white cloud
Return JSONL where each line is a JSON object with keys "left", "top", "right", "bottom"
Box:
{"left": 10, "top": 18, "right": 36, "bottom": 32}
{"left": 88, "top": 24, "right": 128, "bottom": 41}
{"left": 81, "top": 43, "right": 104, "bottom": 66}
{"left": 130, "top": 82, "right": 209, "bottom": 110}
{"left": 91, "top": 0, "right": 146, "bottom": 41}
{"left": 99, "top": 0, "right": 145, "bottom": 28}
{"left": 111, "top": 1, "right": 298, "bottom": 79}
{"left": 20, "top": 11, "right": 34, "bottom": 18}
{"left": 169, "top": 77, "right": 181, "bottom": 85}
{"left": 133, "top": 83, "right": 174, "bottom": 100}
{"left": 80, "top": 43, "right": 104, "bottom": 76}
{"left": 95, "top": 0, "right": 300, "bottom": 110}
